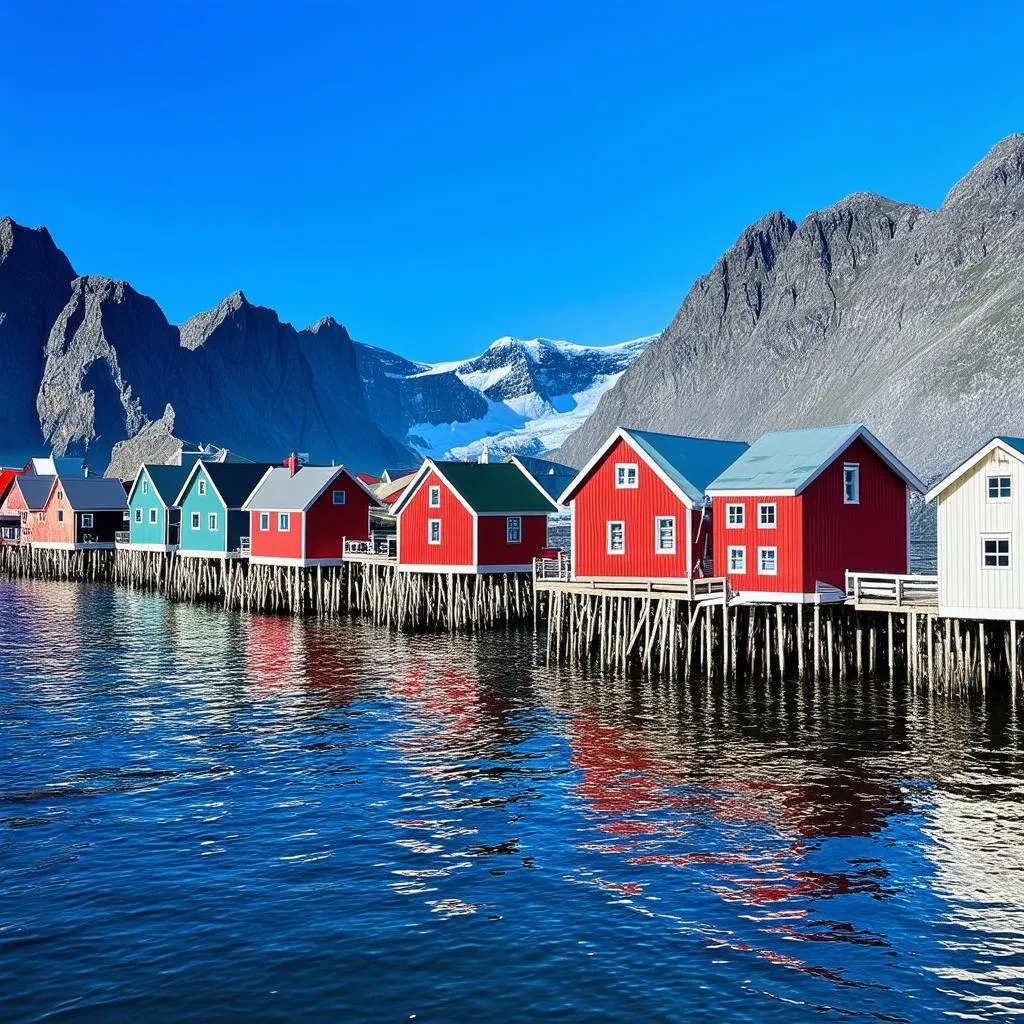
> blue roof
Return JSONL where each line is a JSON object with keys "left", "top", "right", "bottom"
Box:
{"left": 998, "top": 436, "right": 1024, "bottom": 457}
{"left": 706, "top": 423, "right": 916, "bottom": 493}
{"left": 623, "top": 429, "right": 750, "bottom": 504}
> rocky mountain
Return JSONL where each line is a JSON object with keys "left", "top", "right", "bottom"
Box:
{"left": 360, "top": 334, "right": 653, "bottom": 461}
{"left": 556, "top": 135, "right": 1024, "bottom": 486}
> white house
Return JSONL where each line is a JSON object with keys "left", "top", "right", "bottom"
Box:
{"left": 925, "top": 436, "right": 1024, "bottom": 620}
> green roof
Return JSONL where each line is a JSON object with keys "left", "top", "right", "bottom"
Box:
{"left": 434, "top": 461, "right": 557, "bottom": 514}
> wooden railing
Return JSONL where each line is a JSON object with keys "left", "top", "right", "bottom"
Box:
{"left": 114, "top": 531, "right": 130, "bottom": 544}
{"left": 534, "top": 554, "right": 571, "bottom": 582}
{"left": 239, "top": 536, "right": 251, "bottom": 555}
{"left": 845, "top": 571, "right": 938, "bottom": 608}
{"left": 343, "top": 536, "right": 397, "bottom": 560}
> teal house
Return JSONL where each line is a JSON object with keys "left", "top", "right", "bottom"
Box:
{"left": 126, "top": 465, "right": 193, "bottom": 551}
{"left": 173, "top": 461, "right": 273, "bottom": 558}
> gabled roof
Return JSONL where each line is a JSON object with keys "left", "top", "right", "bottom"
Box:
{"left": 381, "top": 467, "right": 417, "bottom": 483}
{"left": 242, "top": 466, "right": 381, "bottom": 512}
{"left": 706, "top": 424, "right": 924, "bottom": 496}
{"left": 173, "top": 461, "right": 274, "bottom": 509}
{"left": 11, "top": 475, "right": 57, "bottom": 511}
{"left": 560, "top": 427, "right": 750, "bottom": 507}
{"left": 0, "top": 469, "right": 23, "bottom": 507}
{"left": 925, "top": 436, "right": 1024, "bottom": 502}
{"left": 25, "top": 456, "right": 86, "bottom": 477}
{"left": 356, "top": 472, "right": 381, "bottom": 486}
{"left": 504, "top": 455, "right": 577, "bottom": 505}
{"left": 393, "top": 460, "right": 558, "bottom": 516}
{"left": 129, "top": 465, "right": 194, "bottom": 507}
{"left": 56, "top": 476, "right": 129, "bottom": 511}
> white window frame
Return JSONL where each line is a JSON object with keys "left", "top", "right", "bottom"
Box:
{"left": 614, "top": 464, "right": 639, "bottom": 489}
{"left": 428, "top": 518, "right": 442, "bottom": 545}
{"left": 428, "top": 485, "right": 441, "bottom": 508}
{"left": 135, "top": 508, "right": 143, "bottom": 523}
{"left": 278, "top": 513, "right": 290, "bottom": 532}
{"left": 191, "top": 512, "right": 200, "bottom": 530}
{"left": 654, "top": 515, "right": 676, "bottom": 554}
{"left": 208, "top": 512, "right": 218, "bottom": 532}
{"left": 982, "top": 534, "right": 1011, "bottom": 570}
{"left": 758, "top": 545, "right": 778, "bottom": 576}
{"left": 843, "top": 463, "right": 860, "bottom": 505}
{"left": 260, "top": 512, "right": 270, "bottom": 531}
{"left": 149, "top": 508, "right": 158, "bottom": 525}
{"left": 81, "top": 513, "right": 93, "bottom": 529}
{"left": 198, "top": 480, "right": 207, "bottom": 497}
{"left": 726, "top": 503, "right": 745, "bottom": 529}
{"left": 332, "top": 490, "right": 347, "bottom": 506}
{"left": 987, "top": 475, "right": 1012, "bottom": 503}
{"left": 607, "top": 520, "right": 625, "bottom": 554}
{"left": 728, "top": 545, "right": 746, "bottom": 574}
{"left": 142, "top": 481, "right": 148, "bottom": 495}
{"left": 506, "top": 516, "right": 522, "bottom": 544}
{"left": 57, "top": 509, "right": 64, "bottom": 524}
{"left": 758, "top": 503, "right": 777, "bottom": 529}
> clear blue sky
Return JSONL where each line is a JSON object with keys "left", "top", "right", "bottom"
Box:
{"left": 1, "top": 1, "right": 1021, "bottom": 363}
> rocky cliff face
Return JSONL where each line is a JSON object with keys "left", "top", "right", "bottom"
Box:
{"left": 0, "top": 218, "right": 76, "bottom": 460}
{"left": 556, "top": 135, "right": 1024, "bottom": 485}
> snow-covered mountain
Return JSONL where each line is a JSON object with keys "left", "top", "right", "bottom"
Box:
{"left": 356, "top": 334, "right": 654, "bottom": 461}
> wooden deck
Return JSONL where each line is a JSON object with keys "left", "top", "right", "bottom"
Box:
{"left": 533, "top": 557, "right": 728, "bottom": 603}
{"left": 342, "top": 537, "right": 398, "bottom": 566}
{"left": 845, "top": 572, "right": 939, "bottom": 613}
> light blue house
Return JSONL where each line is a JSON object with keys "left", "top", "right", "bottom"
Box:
{"left": 174, "top": 461, "right": 273, "bottom": 557}
{"left": 125, "top": 465, "right": 194, "bottom": 550}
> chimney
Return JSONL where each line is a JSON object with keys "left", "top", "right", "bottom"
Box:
{"left": 285, "top": 452, "right": 298, "bottom": 477}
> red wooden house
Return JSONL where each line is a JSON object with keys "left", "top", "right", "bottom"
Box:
{"left": 705, "top": 424, "right": 924, "bottom": 603}
{"left": 559, "top": 428, "right": 750, "bottom": 581}
{"left": 241, "top": 464, "right": 380, "bottom": 566}
{"left": 392, "top": 460, "right": 558, "bottom": 573}
{"left": 31, "top": 476, "right": 129, "bottom": 549}
{"left": 0, "top": 474, "right": 55, "bottom": 544}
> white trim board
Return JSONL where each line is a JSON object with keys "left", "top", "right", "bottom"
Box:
{"left": 926, "top": 437, "right": 1024, "bottom": 502}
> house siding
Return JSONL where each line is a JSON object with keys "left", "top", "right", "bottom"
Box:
{"left": 937, "top": 446, "right": 1024, "bottom": 618}
{"left": 248, "top": 507, "right": 304, "bottom": 560}
{"left": 713, "top": 495, "right": 804, "bottom": 594}
{"left": 397, "top": 469, "right": 474, "bottom": 567}
{"left": 305, "top": 475, "right": 373, "bottom": 560}
{"left": 801, "top": 437, "right": 908, "bottom": 592}
{"left": 571, "top": 436, "right": 693, "bottom": 580}
{"left": 178, "top": 467, "right": 228, "bottom": 554}
{"left": 129, "top": 469, "right": 171, "bottom": 546}
{"left": 477, "top": 513, "right": 548, "bottom": 566}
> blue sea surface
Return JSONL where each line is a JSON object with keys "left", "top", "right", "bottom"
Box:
{"left": 1, "top": 579, "right": 1023, "bottom": 1022}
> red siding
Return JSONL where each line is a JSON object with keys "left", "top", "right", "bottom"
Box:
{"left": 305, "top": 474, "right": 373, "bottom": 559}
{"left": 571, "top": 436, "right": 693, "bottom": 579}
{"left": 398, "top": 469, "right": 474, "bottom": 567}
{"left": 713, "top": 495, "right": 804, "bottom": 594}
{"left": 477, "top": 513, "right": 548, "bottom": 566}
{"left": 801, "top": 437, "right": 908, "bottom": 591}
{"left": 248, "top": 508, "right": 304, "bottom": 560}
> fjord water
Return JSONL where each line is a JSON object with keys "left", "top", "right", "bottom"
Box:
{"left": 2, "top": 582, "right": 1023, "bottom": 1023}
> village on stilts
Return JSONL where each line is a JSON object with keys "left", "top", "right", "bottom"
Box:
{"left": 3, "top": 424, "right": 1024, "bottom": 696}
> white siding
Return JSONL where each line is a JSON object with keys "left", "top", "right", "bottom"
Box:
{"left": 937, "top": 446, "right": 1024, "bottom": 619}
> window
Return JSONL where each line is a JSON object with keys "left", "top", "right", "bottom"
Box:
{"left": 278, "top": 513, "right": 290, "bottom": 532}
{"left": 507, "top": 516, "right": 522, "bottom": 544}
{"left": 191, "top": 512, "right": 200, "bottom": 530}
{"left": 123, "top": 511, "right": 130, "bottom": 522}
{"left": 81, "top": 513, "right": 93, "bottom": 529}
{"left": 655, "top": 516, "right": 675, "bottom": 554}
{"left": 983, "top": 536, "right": 1010, "bottom": 569}
{"left": 332, "top": 490, "right": 347, "bottom": 505}
{"left": 428, "top": 519, "right": 441, "bottom": 545}
{"left": 198, "top": 480, "right": 207, "bottom": 496}
{"left": 844, "top": 463, "right": 860, "bottom": 504}
{"left": 142, "top": 481, "right": 148, "bottom": 495}
{"left": 758, "top": 503, "right": 777, "bottom": 528}
{"left": 208, "top": 512, "right": 218, "bottom": 531}
{"left": 726, "top": 503, "right": 745, "bottom": 528}
{"left": 758, "top": 546, "right": 777, "bottom": 575}
{"left": 149, "top": 508, "right": 158, "bottom": 524}
{"left": 260, "top": 512, "right": 270, "bottom": 531}
{"left": 728, "top": 545, "right": 746, "bottom": 573}
{"left": 615, "top": 464, "right": 638, "bottom": 489}
{"left": 607, "top": 520, "right": 625, "bottom": 554}
{"left": 57, "top": 489, "right": 63, "bottom": 501}
{"left": 135, "top": 508, "right": 143, "bottom": 523}
{"left": 988, "top": 476, "right": 1012, "bottom": 501}
{"left": 428, "top": 485, "right": 441, "bottom": 508}
{"left": 57, "top": 510, "right": 64, "bottom": 524}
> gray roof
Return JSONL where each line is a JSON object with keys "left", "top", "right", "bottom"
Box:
{"left": 137, "top": 465, "right": 193, "bottom": 507}
{"left": 26, "top": 457, "right": 86, "bottom": 477}
{"left": 242, "top": 466, "right": 354, "bottom": 512}
{"left": 15, "top": 475, "right": 56, "bottom": 511}
{"left": 625, "top": 430, "right": 751, "bottom": 504}
{"left": 60, "top": 476, "right": 128, "bottom": 511}
{"left": 707, "top": 424, "right": 922, "bottom": 493}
